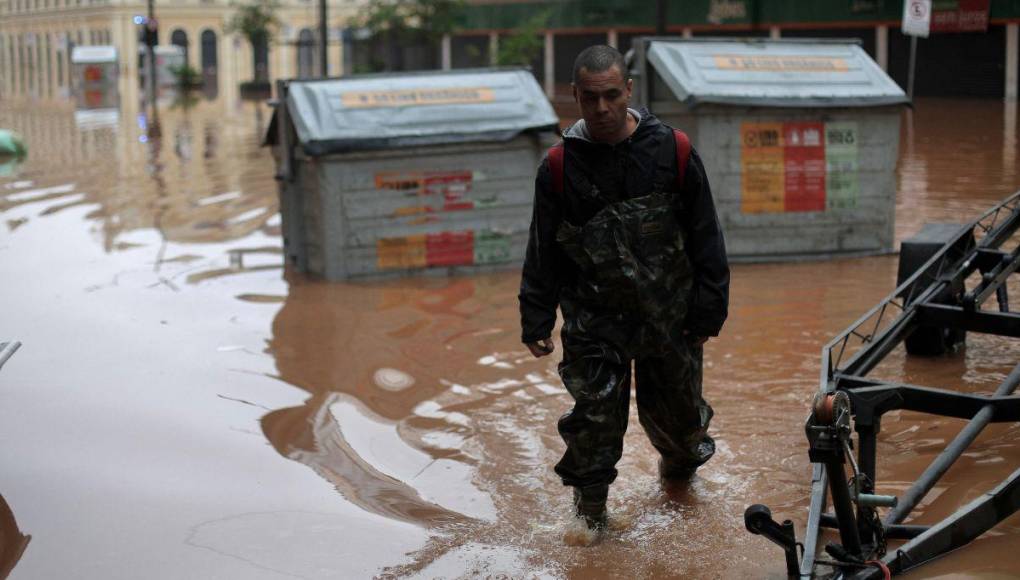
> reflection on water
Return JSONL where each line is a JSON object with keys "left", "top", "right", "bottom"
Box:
{"left": 0, "top": 494, "right": 30, "bottom": 579}
{"left": 896, "top": 99, "right": 1020, "bottom": 242}
{"left": 0, "top": 91, "right": 277, "bottom": 253}
{"left": 264, "top": 275, "right": 515, "bottom": 527}
{"left": 0, "top": 157, "right": 24, "bottom": 179}
{"left": 0, "top": 94, "right": 1018, "bottom": 578}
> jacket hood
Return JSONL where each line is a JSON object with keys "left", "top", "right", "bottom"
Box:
{"left": 563, "top": 107, "right": 660, "bottom": 143}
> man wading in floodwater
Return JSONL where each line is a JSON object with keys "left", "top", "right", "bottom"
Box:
{"left": 519, "top": 45, "right": 730, "bottom": 533}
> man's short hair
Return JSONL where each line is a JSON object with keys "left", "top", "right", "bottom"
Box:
{"left": 572, "top": 45, "right": 627, "bottom": 84}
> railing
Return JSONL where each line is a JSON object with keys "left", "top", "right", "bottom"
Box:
{"left": 822, "top": 190, "right": 1020, "bottom": 384}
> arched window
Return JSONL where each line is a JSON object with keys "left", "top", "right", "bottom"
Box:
{"left": 296, "top": 28, "right": 315, "bottom": 78}
{"left": 170, "top": 29, "right": 188, "bottom": 64}
{"left": 253, "top": 33, "right": 269, "bottom": 82}
{"left": 200, "top": 29, "right": 217, "bottom": 75}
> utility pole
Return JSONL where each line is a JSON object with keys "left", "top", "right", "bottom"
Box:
{"left": 907, "top": 36, "right": 918, "bottom": 100}
{"left": 656, "top": 0, "right": 667, "bottom": 35}
{"left": 146, "top": 0, "right": 157, "bottom": 105}
{"left": 319, "top": 0, "right": 329, "bottom": 77}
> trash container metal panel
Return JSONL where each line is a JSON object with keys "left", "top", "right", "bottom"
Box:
{"left": 724, "top": 222, "right": 888, "bottom": 256}
{"left": 319, "top": 140, "right": 539, "bottom": 221}
{"left": 284, "top": 68, "right": 558, "bottom": 155}
{"left": 645, "top": 39, "right": 908, "bottom": 108}
{"left": 673, "top": 107, "right": 899, "bottom": 258}
{"left": 341, "top": 204, "right": 531, "bottom": 247}
{"left": 341, "top": 232, "right": 530, "bottom": 278}
{"left": 315, "top": 136, "right": 541, "bottom": 279}
{"left": 340, "top": 176, "right": 533, "bottom": 221}
{"left": 637, "top": 38, "right": 906, "bottom": 260}
{"left": 298, "top": 167, "right": 327, "bottom": 276}
{"left": 267, "top": 68, "right": 558, "bottom": 280}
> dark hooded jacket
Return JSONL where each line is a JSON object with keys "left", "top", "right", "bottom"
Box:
{"left": 519, "top": 108, "right": 729, "bottom": 344}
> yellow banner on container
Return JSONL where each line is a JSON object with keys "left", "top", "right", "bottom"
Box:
{"left": 740, "top": 122, "right": 785, "bottom": 213}
{"left": 714, "top": 55, "right": 850, "bottom": 72}
{"left": 377, "top": 235, "right": 427, "bottom": 270}
{"left": 341, "top": 87, "right": 495, "bottom": 108}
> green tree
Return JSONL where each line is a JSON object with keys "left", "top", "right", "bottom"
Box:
{"left": 226, "top": 0, "right": 281, "bottom": 83}
{"left": 169, "top": 63, "right": 202, "bottom": 89}
{"left": 496, "top": 11, "right": 549, "bottom": 67}
{"left": 354, "top": 0, "right": 465, "bottom": 71}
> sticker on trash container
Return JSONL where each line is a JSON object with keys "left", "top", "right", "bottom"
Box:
{"left": 713, "top": 55, "right": 850, "bottom": 73}
{"left": 740, "top": 121, "right": 859, "bottom": 214}
{"left": 340, "top": 87, "right": 495, "bottom": 109}
{"left": 783, "top": 122, "right": 826, "bottom": 212}
{"left": 474, "top": 231, "right": 512, "bottom": 265}
{"left": 377, "top": 234, "right": 427, "bottom": 269}
{"left": 376, "top": 170, "right": 475, "bottom": 214}
{"left": 825, "top": 122, "right": 859, "bottom": 210}
{"left": 426, "top": 231, "right": 475, "bottom": 267}
{"left": 376, "top": 229, "right": 511, "bottom": 270}
{"left": 741, "top": 123, "right": 785, "bottom": 213}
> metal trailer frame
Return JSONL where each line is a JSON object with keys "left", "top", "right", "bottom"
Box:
{"left": 744, "top": 191, "right": 1020, "bottom": 579}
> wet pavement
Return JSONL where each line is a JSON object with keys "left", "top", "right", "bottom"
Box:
{"left": 1, "top": 94, "right": 1019, "bottom": 579}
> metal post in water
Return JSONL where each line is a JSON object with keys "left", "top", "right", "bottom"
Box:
{"left": 146, "top": 0, "right": 156, "bottom": 108}
{"left": 907, "top": 35, "right": 918, "bottom": 100}
{"left": 886, "top": 363, "right": 1020, "bottom": 525}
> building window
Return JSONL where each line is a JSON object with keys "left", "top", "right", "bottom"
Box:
{"left": 170, "top": 29, "right": 189, "bottom": 62}
{"left": 44, "top": 32, "right": 51, "bottom": 94}
{"left": 200, "top": 28, "right": 218, "bottom": 76}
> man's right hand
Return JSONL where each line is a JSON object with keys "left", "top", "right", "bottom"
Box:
{"left": 526, "top": 338, "right": 555, "bottom": 358}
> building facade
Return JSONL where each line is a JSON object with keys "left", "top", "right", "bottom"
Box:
{"left": 0, "top": 0, "right": 365, "bottom": 104}
{"left": 445, "top": 0, "right": 1020, "bottom": 101}
{"left": 3, "top": 1, "right": 1019, "bottom": 105}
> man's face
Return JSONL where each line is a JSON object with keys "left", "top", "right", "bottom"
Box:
{"left": 572, "top": 64, "right": 633, "bottom": 143}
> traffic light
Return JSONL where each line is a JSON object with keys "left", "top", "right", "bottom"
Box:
{"left": 135, "top": 16, "right": 158, "bottom": 47}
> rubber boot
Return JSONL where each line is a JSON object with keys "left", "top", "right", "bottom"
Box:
{"left": 572, "top": 484, "right": 609, "bottom": 530}
{"left": 658, "top": 457, "right": 698, "bottom": 481}
{"left": 658, "top": 437, "right": 715, "bottom": 481}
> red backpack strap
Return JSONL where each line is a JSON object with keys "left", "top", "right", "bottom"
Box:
{"left": 673, "top": 129, "right": 691, "bottom": 189}
{"left": 547, "top": 142, "right": 565, "bottom": 194}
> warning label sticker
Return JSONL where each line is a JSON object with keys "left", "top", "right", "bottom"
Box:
{"left": 740, "top": 121, "right": 859, "bottom": 214}
{"left": 376, "top": 230, "right": 512, "bottom": 270}
{"left": 340, "top": 87, "right": 495, "bottom": 109}
{"left": 714, "top": 55, "right": 850, "bottom": 73}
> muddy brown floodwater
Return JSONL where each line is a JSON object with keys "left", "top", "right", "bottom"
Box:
{"left": 1, "top": 95, "right": 1019, "bottom": 579}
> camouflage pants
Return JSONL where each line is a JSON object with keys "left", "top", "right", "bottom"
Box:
{"left": 554, "top": 309, "right": 715, "bottom": 489}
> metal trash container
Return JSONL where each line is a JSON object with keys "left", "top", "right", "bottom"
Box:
{"left": 631, "top": 38, "right": 909, "bottom": 260}
{"left": 265, "top": 68, "right": 560, "bottom": 280}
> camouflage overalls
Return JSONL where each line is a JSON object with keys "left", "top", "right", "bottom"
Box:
{"left": 552, "top": 133, "right": 715, "bottom": 521}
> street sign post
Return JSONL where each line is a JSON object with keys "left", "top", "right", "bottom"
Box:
{"left": 903, "top": 0, "right": 932, "bottom": 38}
{"left": 902, "top": 0, "right": 932, "bottom": 100}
